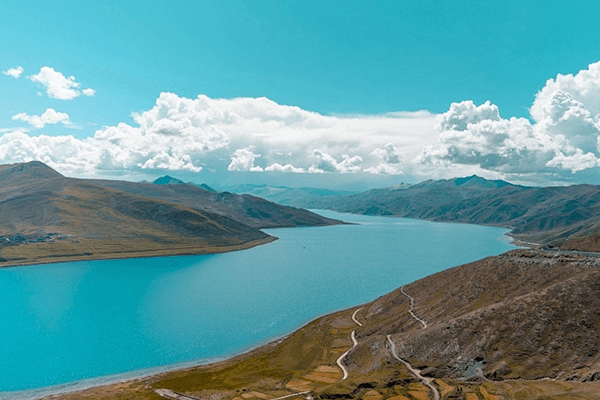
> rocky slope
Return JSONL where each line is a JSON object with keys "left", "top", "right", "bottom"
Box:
{"left": 357, "top": 249, "right": 600, "bottom": 382}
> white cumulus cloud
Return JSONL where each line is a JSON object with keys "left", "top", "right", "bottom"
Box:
{"left": 309, "top": 150, "right": 364, "bottom": 173}
{"left": 140, "top": 152, "right": 201, "bottom": 172}
{"left": 12, "top": 108, "right": 72, "bottom": 128}
{"left": 531, "top": 60, "right": 600, "bottom": 122}
{"left": 3, "top": 66, "right": 24, "bottom": 78}
{"left": 417, "top": 101, "right": 559, "bottom": 173}
{"left": 546, "top": 149, "right": 600, "bottom": 172}
{"left": 0, "top": 130, "right": 98, "bottom": 175}
{"left": 365, "top": 143, "right": 403, "bottom": 175}
{"left": 372, "top": 143, "right": 401, "bottom": 164}
{"left": 264, "top": 162, "right": 306, "bottom": 173}
{"left": 417, "top": 61, "right": 600, "bottom": 178}
{"left": 29, "top": 67, "right": 95, "bottom": 100}
{"left": 228, "top": 147, "right": 263, "bottom": 172}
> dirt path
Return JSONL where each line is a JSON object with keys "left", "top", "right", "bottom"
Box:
{"left": 351, "top": 308, "right": 363, "bottom": 327}
{"left": 386, "top": 286, "right": 439, "bottom": 399}
{"left": 541, "top": 248, "right": 600, "bottom": 258}
{"left": 336, "top": 307, "right": 363, "bottom": 380}
{"left": 156, "top": 389, "right": 203, "bottom": 400}
{"left": 270, "top": 390, "right": 312, "bottom": 400}
{"left": 386, "top": 335, "right": 440, "bottom": 400}
{"left": 400, "top": 286, "right": 427, "bottom": 328}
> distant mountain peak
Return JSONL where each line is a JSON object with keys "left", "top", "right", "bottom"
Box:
{"left": 453, "top": 175, "right": 511, "bottom": 188}
{"left": 153, "top": 175, "right": 184, "bottom": 185}
{"left": 199, "top": 183, "right": 217, "bottom": 192}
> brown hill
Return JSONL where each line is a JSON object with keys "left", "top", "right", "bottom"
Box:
{"left": 359, "top": 250, "right": 600, "bottom": 381}
{"left": 0, "top": 161, "right": 341, "bottom": 267}
{"left": 92, "top": 178, "right": 339, "bottom": 229}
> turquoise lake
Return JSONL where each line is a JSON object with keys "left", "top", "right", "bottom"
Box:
{"left": 0, "top": 211, "right": 517, "bottom": 397}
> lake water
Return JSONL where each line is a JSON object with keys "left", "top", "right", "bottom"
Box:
{"left": 0, "top": 211, "right": 516, "bottom": 397}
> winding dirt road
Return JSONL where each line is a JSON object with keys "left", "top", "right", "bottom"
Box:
{"left": 386, "top": 335, "right": 439, "bottom": 400}
{"left": 386, "top": 286, "right": 439, "bottom": 400}
{"left": 336, "top": 307, "right": 363, "bottom": 380}
{"left": 351, "top": 307, "right": 363, "bottom": 327}
{"left": 400, "top": 286, "right": 427, "bottom": 328}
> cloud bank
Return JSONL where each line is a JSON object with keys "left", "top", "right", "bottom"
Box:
{"left": 418, "top": 61, "right": 600, "bottom": 179}
{"left": 1, "top": 61, "right": 600, "bottom": 184}
{"left": 0, "top": 92, "right": 436, "bottom": 177}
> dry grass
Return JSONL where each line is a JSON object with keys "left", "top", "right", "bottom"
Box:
{"left": 0, "top": 236, "right": 275, "bottom": 268}
{"left": 361, "top": 389, "right": 383, "bottom": 400}
{"left": 477, "top": 379, "right": 600, "bottom": 400}
{"left": 479, "top": 385, "right": 499, "bottom": 400}
{"left": 407, "top": 391, "right": 429, "bottom": 400}
{"left": 435, "top": 379, "right": 454, "bottom": 399}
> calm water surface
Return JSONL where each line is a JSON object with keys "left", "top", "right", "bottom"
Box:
{"left": 0, "top": 211, "right": 516, "bottom": 396}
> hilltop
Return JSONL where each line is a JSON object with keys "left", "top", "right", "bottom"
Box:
{"left": 152, "top": 175, "right": 185, "bottom": 185}
{"left": 0, "top": 161, "right": 342, "bottom": 267}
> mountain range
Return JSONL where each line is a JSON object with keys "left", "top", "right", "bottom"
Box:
{"left": 0, "top": 161, "right": 341, "bottom": 267}
{"left": 226, "top": 176, "right": 600, "bottom": 251}
{"left": 217, "top": 183, "right": 361, "bottom": 208}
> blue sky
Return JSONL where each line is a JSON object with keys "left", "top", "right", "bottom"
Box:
{"left": 2, "top": 0, "right": 600, "bottom": 188}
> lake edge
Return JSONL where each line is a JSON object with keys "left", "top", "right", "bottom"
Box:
{"left": 0, "top": 211, "right": 517, "bottom": 398}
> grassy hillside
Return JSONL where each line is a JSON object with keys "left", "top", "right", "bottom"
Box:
{"left": 92, "top": 179, "right": 343, "bottom": 229}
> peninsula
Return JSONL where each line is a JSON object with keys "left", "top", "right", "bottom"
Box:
{"left": 0, "top": 161, "right": 342, "bottom": 268}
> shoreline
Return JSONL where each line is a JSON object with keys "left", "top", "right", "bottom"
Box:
{"left": 1, "top": 213, "right": 519, "bottom": 399}
{"left": 9, "top": 308, "right": 333, "bottom": 400}
{"left": 22, "top": 237, "right": 600, "bottom": 399}
{"left": 0, "top": 236, "right": 277, "bottom": 269}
